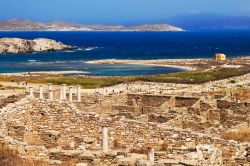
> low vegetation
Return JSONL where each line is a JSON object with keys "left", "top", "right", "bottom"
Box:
{"left": 221, "top": 129, "right": 250, "bottom": 142}
{"left": 0, "top": 84, "right": 26, "bottom": 90}
{"left": 46, "top": 76, "right": 135, "bottom": 89}
{"left": 140, "top": 69, "right": 247, "bottom": 84}
{"left": 229, "top": 80, "right": 237, "bottom": 84}
{"left": 0, "top": 68, "right": 249, "bottom": 89}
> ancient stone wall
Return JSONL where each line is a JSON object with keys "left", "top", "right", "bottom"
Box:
{"left": 127, "top": 94, "right": 171, "bottom": 107}
{"left": 2, "top": 98, "right": 202, "bottom": 151}
{"left": 0, "top": 94, "right": 25, "bottom": 109}
{"left": 175, "top": 97, "right": 199, "bottom": 108}
{"left": 217, "top": 100, "right": 250, "bottom": 113}
{"left": 0, "top": 97, "right": 249, "bottom": 165}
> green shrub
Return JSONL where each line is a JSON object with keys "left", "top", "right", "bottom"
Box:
{"left": 229, "top": 80, "right": 236, "bottom": 84}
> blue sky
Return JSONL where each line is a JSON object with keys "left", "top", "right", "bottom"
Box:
{"left": 1, "top": 0, "right": 250, "bottom": 25}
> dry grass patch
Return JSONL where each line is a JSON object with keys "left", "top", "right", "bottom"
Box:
{"left": 221, "top": 129, "right": 250, "bottom": 142}
{"left": 0, "top": 67, "right": 249, "bottom": 88}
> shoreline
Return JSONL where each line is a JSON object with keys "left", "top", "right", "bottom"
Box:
{"left": 85, "top": 59, "right": 198, "bottom": 71}
{"left": 0, "top": 59, "right": 199, "bottom": 76}
{"left": 0, "top": 71, "right": 88, "bottom": 76}
{"left": 1, "top": 57, "right": 248, "bottom": 76}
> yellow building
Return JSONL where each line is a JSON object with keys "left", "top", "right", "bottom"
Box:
{"left": 215, "top": 53, "right": 227, "bottom": 61}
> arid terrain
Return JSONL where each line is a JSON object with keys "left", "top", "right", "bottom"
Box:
{"left": 0, "top": 38, "right": 74, "bottom": 54}
{"left": 0, "top": 57, "right": 249, "bottom": 166}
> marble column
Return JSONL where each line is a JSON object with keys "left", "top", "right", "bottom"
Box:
{"left": 77, "top": 85, "right": 81, "bottom": 102}
{"left": 59, "top": 88, "right": 63, "bottom": 101}
{"left": 49, "top": 89, "right": 53, "bottom": 100}
{"left": 39, "top": 85, "right": 43, "bottom": 99}
{"left": 29, "top": 87, "right": 34, "bottom": 98}
{"left": 69, "top": 86, "right": 73, "bottom": 102}
{"left": 48, "top": 83, "right": 52, "bottom": 91}
{"left": 147, "top": 147, "right": 155, "bottom": 164}
{"left": 102, "top": 127, "right": 108, "bottom": 152}
{"left": 62, "top": 84, "right": 67, "bottom": 100}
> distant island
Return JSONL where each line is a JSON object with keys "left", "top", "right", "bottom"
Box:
{"left": 0, "top": 38, "right": 74, "bottom": 54}
{"left": 0, "top": 19, "right": 184, "bottom": 32}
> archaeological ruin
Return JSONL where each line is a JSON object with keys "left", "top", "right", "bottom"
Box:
{"left": 0, "top": 74, "right": 250, "bottom": 166}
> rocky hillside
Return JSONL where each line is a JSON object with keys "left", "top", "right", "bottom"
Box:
{"left": 0, "top": 38, "right": 74, "bottom": 54}
{"left": 0, "top": 19, "right": 184, "bottom": 32}
{"left": 127, "top": 24, "right": 184, "bottom": 31}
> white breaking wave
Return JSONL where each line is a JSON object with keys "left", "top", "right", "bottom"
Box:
{"left": 64, "top": 50, "right": 75, "bottom": 53}
{"left": 74, "top": 47, "right": 99, "bottom": 51}
{"left": 84, "top": 47, "right": 98, "bottom": 51}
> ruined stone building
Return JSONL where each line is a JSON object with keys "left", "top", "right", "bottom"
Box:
{"left": 0, "top": 83, "right": 249, "bottom": 166}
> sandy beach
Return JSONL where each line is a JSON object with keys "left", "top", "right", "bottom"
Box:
{"left": 86, "top": 59, "right": 201, "bottom": 71}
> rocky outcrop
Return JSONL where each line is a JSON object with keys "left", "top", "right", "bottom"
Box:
{"left": 0, "top": 38, "right": 74, "bottom": 54}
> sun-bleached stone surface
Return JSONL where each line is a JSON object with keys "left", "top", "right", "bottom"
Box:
{"left": 1, "top": 74, "right": 250, "bottom": 165}
{"left": 0, "top": 38, "right": 74, "bottom": 54}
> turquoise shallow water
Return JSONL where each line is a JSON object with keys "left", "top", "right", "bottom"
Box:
{"left": 0, "top": 29, "right": 250, "bottom": 76}
{"left": 0, "top": 61, "right": 184, "bottom": 76}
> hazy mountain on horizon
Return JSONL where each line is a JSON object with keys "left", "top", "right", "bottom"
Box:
{"left": 3, "top": 14, "right": 250, "bottom": 31}
{"left": 124, "top": 14, "right": 250, "bottom": 29}
{"left": 165, "top": 14, "right": 250, "bottom": 29}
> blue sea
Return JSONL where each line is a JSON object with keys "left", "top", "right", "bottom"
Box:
{"left": 0, "top": 29, "right": 250, "bottom": 76}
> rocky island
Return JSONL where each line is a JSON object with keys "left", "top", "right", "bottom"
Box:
{"left": 0, "top": 19, "right": 184, "bottom": 32}
{"left": 124, "top": 24, "right": 184, "bottom": 32}
{"left": 0, "top": 38, "right": 74, "bottom": 54}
